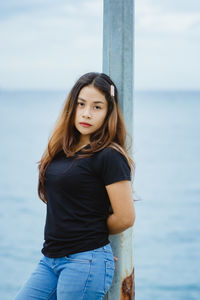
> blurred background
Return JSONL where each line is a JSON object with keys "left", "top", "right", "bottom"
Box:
{"left": 0, "top": 0, "right": 200, "bottom": 299}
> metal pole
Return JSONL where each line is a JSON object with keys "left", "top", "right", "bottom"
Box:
{"left": 102, "top": 0, "right": 135, "bottom": 299}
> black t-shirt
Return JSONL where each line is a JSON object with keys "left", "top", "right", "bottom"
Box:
{"left": 41, "top": 144, "right": 131, "bottom": 258}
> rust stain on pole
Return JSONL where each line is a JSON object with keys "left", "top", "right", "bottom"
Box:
{"left": 121, "top": 268, "right": 135, "bottom": 300}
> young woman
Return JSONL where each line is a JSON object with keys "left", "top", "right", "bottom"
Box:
{"left": 15, "top": 72, "right": 136, "bottom": 300}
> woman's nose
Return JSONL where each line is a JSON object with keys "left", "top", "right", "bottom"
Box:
{"left": 82, "top": 106, "right": 92, "bottom": 118}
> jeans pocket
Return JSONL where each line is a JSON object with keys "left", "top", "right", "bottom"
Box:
{"left": 104, "top": 260, "right": 115, "bottom": 293}
{"left": 64, "top": 251, "right": 93, "bottom": 264}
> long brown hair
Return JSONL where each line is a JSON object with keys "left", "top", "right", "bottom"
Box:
{"left": 37, "top": 72, "right": 136, "bottom": 204}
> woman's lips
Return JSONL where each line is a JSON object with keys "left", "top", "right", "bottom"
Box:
{"left": 80, "top": 122, "right": 92, "bottom": 127}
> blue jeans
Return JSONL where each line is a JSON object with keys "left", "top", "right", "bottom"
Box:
{"left": 14, "top": 243, "right": 115, "bottom": 300}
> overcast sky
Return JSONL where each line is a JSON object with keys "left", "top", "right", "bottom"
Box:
{"left": 0, "top": 0, "right": 200, "bottom": 90}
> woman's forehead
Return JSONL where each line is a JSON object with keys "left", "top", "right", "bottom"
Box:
{"left": 78, "top": 86, "right": 107, "bottom": 104}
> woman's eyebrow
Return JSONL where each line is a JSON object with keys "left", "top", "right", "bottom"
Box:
{"left": 78, "top": 97, "right": 105, "bottom": 104}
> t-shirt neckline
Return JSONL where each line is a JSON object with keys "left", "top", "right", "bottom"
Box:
{"left": 75, "top": 143, "right": 90, "bottom": 153}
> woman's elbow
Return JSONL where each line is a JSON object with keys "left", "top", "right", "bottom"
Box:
{"left": 126, "top": 213, "right": 136, "bottom": 228}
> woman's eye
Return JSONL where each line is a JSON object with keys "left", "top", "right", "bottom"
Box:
{"left": 77, "top": 102, "right": 101, "bottom": 110}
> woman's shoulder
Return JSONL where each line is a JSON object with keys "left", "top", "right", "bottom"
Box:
{"left": 92, "top": 143, "right": 132, "bottom": 183}
{"left": 94, "top": 143, "right": 126, "bottom": 161}
{"left": 101, "top": 142, "right": 124, "bottom": 154}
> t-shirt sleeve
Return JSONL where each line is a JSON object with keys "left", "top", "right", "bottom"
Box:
{"left": 96, "top": 147, "right": 131, "bottom": 186}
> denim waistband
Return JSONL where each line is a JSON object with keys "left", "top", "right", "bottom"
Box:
{"left": 93, "top": 243, "right": 113, "bottom": 253}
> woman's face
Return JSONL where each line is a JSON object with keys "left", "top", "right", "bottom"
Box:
{"left": 74, "top": 85, "right": 108, "bottom": 144}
